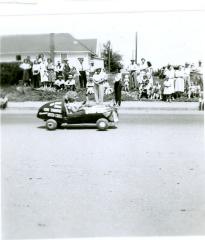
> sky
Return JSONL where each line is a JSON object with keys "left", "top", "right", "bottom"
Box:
{"left": 0, "top": 0, "right": 205, "bottom": 69}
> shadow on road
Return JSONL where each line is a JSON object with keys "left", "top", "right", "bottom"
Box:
{"left": 37, "top": 124, "right": 117, "bottom": 131}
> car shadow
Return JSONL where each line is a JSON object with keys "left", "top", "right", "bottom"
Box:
{"left": 37, "top": 124, "right": 117, "bottom": 131}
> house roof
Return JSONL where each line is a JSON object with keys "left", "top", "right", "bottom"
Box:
{"left": 78, "top": 39, "right": 98, "bottom": 54}
{"left": 0, "top": 33, "right": 96, "bottom": 54}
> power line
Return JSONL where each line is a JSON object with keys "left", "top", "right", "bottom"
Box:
{"left": 0, "top": 8, "right": 204, "bottom": 17}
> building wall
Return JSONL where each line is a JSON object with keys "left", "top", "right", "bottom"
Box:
{"left": 0, "top": 52, "right": 51, "bottom": 63}
{"left": 0, "top": 52, "right": 104, "bottom": 70}
{"left": 93, "top": 58, "right": 104, "bottom": 69}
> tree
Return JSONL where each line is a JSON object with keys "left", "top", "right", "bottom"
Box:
{"left": 102, "top": 41, "right": 123, "bottom": 72}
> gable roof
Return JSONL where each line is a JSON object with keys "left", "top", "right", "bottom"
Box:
{"left": 0, "top": 33, "right": 96, "bottom": 54}
{"left": 78, "top": 39, "right": 97, "bottom": 54}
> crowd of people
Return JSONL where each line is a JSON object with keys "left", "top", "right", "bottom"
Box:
{"left": 18, "top": 54, "right": 113, "bottom": 104}
{"left": 19, "top": 54, "right": 84, "bottom": 90}
{"left": 124, "top": 58, "right": 203, "bottom": 102}
{"left": 18, "top": 54, "right": 203, "bottom": 105}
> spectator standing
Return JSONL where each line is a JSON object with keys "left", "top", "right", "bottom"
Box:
{"left": 20, "top": 58, "right": 32, "bottom": 86}
{"left": 146, "top": 61, "right": 154, "bottom": 86}
{"left": 26, "top": 56, "right": 33, "bottom": 81}
{"left": 32, "top": 60, "right": 40, "bottom": 88}
{"left": 63, "top": 60, "right": 71, "bottom": 81}
{"left": 55, "top": 61, "right": 63, "bottom": 78}
{"left": 135, "top": 63, "right": 141, "bottom": 89}
{"left": 184, "top": 63, "right": 191, "bottom": 96}
{"left": 127, "top": 60, "right": 137, "bottom": 90}
{"left": 89, "top": 61, "right": 96, "bottom": 77}
{"left": 163, "top": 66, "right": 175, "bottom": 102}
{"left": 174, "top": 65, "right": 185, "bottom": 98}
{"left": 196, "top": 60, "right": 203, "bottom": 90}
{"left": 93, "top": 68, "right": 107, "bottom": 104}
{"left": 86, "top": 77, "right": 94, "bottom": 102}
{"left": 47, "top": 58, "right": 55, "bottom": 87}
{"left": 39, "top": 59, "right": 48, "bottom": 89}
{"left": 70, "top": 67, "right": 80, "bottom": 89}
{"left": 146, "top": 61, "right": 154, "bottom": 97}
{"left": 114, "top": 68, "right": 123, "bottom": 106}
{"left": 139, "top": 58, "right": 147, "bottom": 88}
{"left": 78, "top": 60, "right": 87, "bottom": 88}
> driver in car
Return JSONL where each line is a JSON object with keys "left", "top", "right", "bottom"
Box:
{"left": 64, "top": 91, "right": 90, "bottom": 114}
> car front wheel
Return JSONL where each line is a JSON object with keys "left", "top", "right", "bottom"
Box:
{"left": 46, "top": 119, "right": 58, "bottom": 130}
{"left": 96, "top": 118, "right": 109, "bottom": 131}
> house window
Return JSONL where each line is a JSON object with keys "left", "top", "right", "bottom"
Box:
{"left": 16, "top": 55, "right": 21, "bottom": 61}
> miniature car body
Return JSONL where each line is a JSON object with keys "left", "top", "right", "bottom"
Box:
{"left": 37, "top": 100, "right": 119, "bottom": 130}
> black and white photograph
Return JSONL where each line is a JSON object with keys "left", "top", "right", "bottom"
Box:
{"left": 0, "top": 0, "right": 204, "bottom": 239}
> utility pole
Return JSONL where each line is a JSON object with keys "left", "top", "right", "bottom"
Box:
{"left": 108, "top": 41, "right": 111, "bottom": 72}
{"left": 49, "top": 33, "right": 55, "bottom": 62}
{"left": 135, "top": 32, "right": 138, "bottom": 63}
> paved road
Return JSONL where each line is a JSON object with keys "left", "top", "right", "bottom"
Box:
{"left": 1, "top": 112, "right": 205, "bottom": 239}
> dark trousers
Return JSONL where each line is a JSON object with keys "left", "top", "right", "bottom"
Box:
{"left": 32, "top": 74, "right": 40, "bottom": 88}
{"left": 114, "top": 81, "right": 122, "bottom": 106}
{"left": 79, "top": 71, "right": 87, "bottom": 88}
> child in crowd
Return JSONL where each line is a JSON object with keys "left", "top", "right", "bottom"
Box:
{"left": 123, "top": 74, "right": 129, "bottom": 92}
{"left": 163, "top": 77, "right": 174, "bottom": 102}
{"left": 188, "top": 81, "right": 201, "bottom": 98}
{"left": 65, "top": 74, "right": 76, "bottom": 91}
{"left": 54, "top": 75, "right": 65, "bottom": 91}
{"left": 104, "top": 79, "right": 113, "bottom": 95}
{"left": 86, "top": 77, "right": 95, "bottom": 102}
{"left": 152, "top": 81, "right": 162, "bottom": 100}
{"left": 41, "top": 70, "right": 49, "bottom": 89}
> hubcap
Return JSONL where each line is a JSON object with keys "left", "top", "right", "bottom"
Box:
{"left": 99, "top": 122, "right": 106, "bottom": 128}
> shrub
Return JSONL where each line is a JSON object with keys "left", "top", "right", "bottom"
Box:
{"left": 0, "top": 62, "right": 23, "bottom": 86}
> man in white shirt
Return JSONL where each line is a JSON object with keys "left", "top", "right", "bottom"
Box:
{"left": 196, "top": 60, "right": 203, "bottom": 90}
{"left": 89, "top": 61, "right": 95, "bottom": 77}
{"left": 127, "top": 60, "right": 137, "bottom": 90}
{"left": 184, "top": 63, "right": 191, "bottom": 94}
{"left": 93, "top": 68, "right": 107, "bottom": 104}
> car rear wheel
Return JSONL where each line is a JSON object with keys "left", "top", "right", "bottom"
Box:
{"left": 46, "top": 119, "right": 57, "bottom": 130}
{"left": 96, "top": 118, "right": 109, "bottom": 131}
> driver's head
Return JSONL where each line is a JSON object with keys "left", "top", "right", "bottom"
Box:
{"left": 64, "top": 91, "right": 77, "bottom": 103}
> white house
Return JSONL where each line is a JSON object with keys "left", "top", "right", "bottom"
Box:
{"left": 0, "top": 33, "right": 104, "bottom": 70}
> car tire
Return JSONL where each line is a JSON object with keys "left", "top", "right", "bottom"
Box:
{"left": 96, "top": 118, "right": 109, "bottom": 131}
{"left": 46, "top": 119, "right": 57, "bottom": 130}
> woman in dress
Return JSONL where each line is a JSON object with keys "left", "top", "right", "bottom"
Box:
{"left": 40, "top": 59, "right": 48, "bottom": 89}
{"left": 174, "top": 65, "right": 185, "bottom": 98}
{"left": 20, "top": 58, "right": 32, "bottom": 86}
{"left": 47, "top": 58, "right": 56, "bottom": 87}
{"left": 163, "top": 65, "right": 175, "bottom": 102}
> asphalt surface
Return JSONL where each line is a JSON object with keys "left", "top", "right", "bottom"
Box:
{"left": 1, "top": 111, "right": 205, "bottom": 239}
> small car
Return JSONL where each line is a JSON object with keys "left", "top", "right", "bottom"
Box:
{"left": 37, "top": 100, "right": 119, "bottom": 131}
